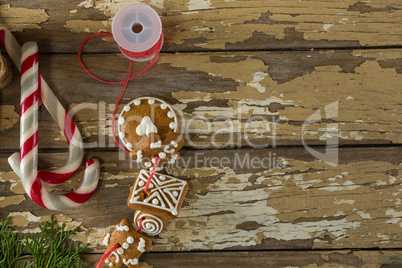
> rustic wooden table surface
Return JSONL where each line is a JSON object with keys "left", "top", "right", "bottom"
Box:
{"left": 0, "top": 0, "right": 401, "bottom": 267}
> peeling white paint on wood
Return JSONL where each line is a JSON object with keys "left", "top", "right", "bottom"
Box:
{"left": 187, "top": 0, "right": 211, "bottom": 11}
{"left": 248, "top": 72, "right": 269, "bottom": 93}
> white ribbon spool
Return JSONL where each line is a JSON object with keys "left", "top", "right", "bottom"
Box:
{"left": 112, "top": 3, "right": 163, "bottom": 61}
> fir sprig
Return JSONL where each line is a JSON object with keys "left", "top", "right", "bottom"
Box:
{"left": 0, "top": 216, "right": 93, "bottom": 268}
{"left": 0, "top": 217, "right": 28, "bottom": 268}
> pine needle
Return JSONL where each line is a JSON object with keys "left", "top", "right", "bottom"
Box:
{"left": 0, "top": 216, "right": 93, "bottom": 268}
{"left": 0, "top": 217, "right": 28, "bottom": 268}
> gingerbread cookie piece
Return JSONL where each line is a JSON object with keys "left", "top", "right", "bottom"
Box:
{"left": 127, "top": 170, "right": 188, "bottom": 219}
{"left": 102, "top": 218, "right": 152, "bottom": 268}
{"left": 133, "top": 210, "right": 168, "bottom": 236}
{"left": 118, "top": 97, "right": 183, "bottom": 166}
{"left": 128, "top": 132, "right": 184, "bottom": 168}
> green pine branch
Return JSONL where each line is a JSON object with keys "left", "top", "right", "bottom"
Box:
{"left": 0, "top": 216, "right": 93, "bottom": 268}
{"left": 0, "top": 217, "right": 28, "bottom": 268}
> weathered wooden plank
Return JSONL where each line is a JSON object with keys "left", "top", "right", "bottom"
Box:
{"left": 1, "top": 0, "right": 402, "bottom": 53}
{"left": 1, "top": 49, "right": 400, "bottom": 149}
{"left": 82, "top": 250, "right": 402, "bottom": 268}
{"left": 16, "top": 250, "right": 402, "bottom": 267}
{"left": 1, "top": 147, "right": 400, "bottom": 251}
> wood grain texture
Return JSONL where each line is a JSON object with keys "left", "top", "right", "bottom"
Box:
{"left": 82, "top": 250, "right": 402, "bottom": 267}
{"left": 0, "top": 49, "right": 400, "bottom": 149}
{"left": 1, "top": 147, "right": 401, "bottom": 251}
{"left": 17, "top": 250, "right": 402, "bottom": 267}
{"left": 1, "top": 0, "right": 401, "bottom": 53}
{"left": 0, "top": 1, "right": 401, "bottom": 266}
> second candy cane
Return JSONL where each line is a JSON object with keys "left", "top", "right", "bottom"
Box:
{"left": 1, "top": 29, "right": 88, "bottom": 185}
{"left": 0, "top": 28, "right": 101, "bottom": 210}
{"left": 14, "top": 42, "right": 100, "bottom": 210}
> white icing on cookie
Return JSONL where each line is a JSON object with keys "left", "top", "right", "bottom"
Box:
{"left": 118, "top": 96, "right": 180, "bottom": 152}
{"left": 138, "top": 180, "right": 145, "bottom": 187}
{"left": 158, "top": 152, "right": 166, "bottom": 159}
{"left": 152, "top": 199, "right": 159, "bottom": 205}
{"left": 123, "top": 105, "right": 130, "bottom": 112}
{"left": 137, "top": 238, "right": 146, "bottom": 252}
{"left": 134, "top": 211, "right": 165, "bottom": 236}
{"left": 122, "top": 242, "right": 129, "bottom": 249}
{"left": 123, "top": 258, "right": 138, "bottom": 265}
{"left": 127, "top": 236, "right": 134, "bottom": 244}
{"left": 168, "top": 154, "right": 178, "bottom": 164}
{"left": 136, "top": 116, "right": 158, "bottom": 136}
{"left": 116, "top": 225, "right": 129, "bottom": 232}
{"left": 169, "top": 122, "right": 177, "bottom": 129}
{"left": 111, "top": 251, "right": 120, "bottom": 263}
{"left": 119, "top": 132, "right": 125, "bottom": 139}
{"left": 150, "top": 140, "right": 162, "bottom": 149}
{"left": 130, "top": 170, "right": 188, "bottom": 218}
{"left": 137, "top": 150, "right": 143, "bottom": 163}
{"left": 103, "top": 233, "right": 110, "bottom": 246}
{"left": 145, "top": 162, "right": 152, "bottom": 167}
{"left": 126, "top": 142, "right": 133, "bottom": 150}
{"left": 164, "top": 145, "right": 175, "bottom": 154}
{"left": 171, "top": 141, "right": 178, "bottom": 148}
{"left": 149, "top": 165, "right": 164, "bottom": 172}
{"left": 117, "top": 247, "right": 124, "bottom": 255}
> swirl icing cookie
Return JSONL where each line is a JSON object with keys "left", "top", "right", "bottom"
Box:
{"left": 133, "top": 210, "right": 168, "bottom": 236}
{"left": 102, "top": 218, "right": 152, "bottom": 268}
{"left": 118, "top": 97, "right": 184, "bottom": 166}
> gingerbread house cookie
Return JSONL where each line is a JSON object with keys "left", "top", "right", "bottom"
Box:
{"left": 127, "top": 170, "right": 188, "bottom": 219}
{"left": 118, "top": 97, "right": 184, "bottom": 166}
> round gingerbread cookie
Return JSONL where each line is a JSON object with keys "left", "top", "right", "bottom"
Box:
{"left": 133, "top": 210, "right": 168, "bottom": 236}
{"left": 118, "top": 96, "right": 184, "bottom": 166}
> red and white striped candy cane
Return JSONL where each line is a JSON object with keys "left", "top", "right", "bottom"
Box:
{"left": 1, "top": 30, "right": 100, "bottom": 210}
{"left": 1, "top": 29, "right": 89, "bottom": 185}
